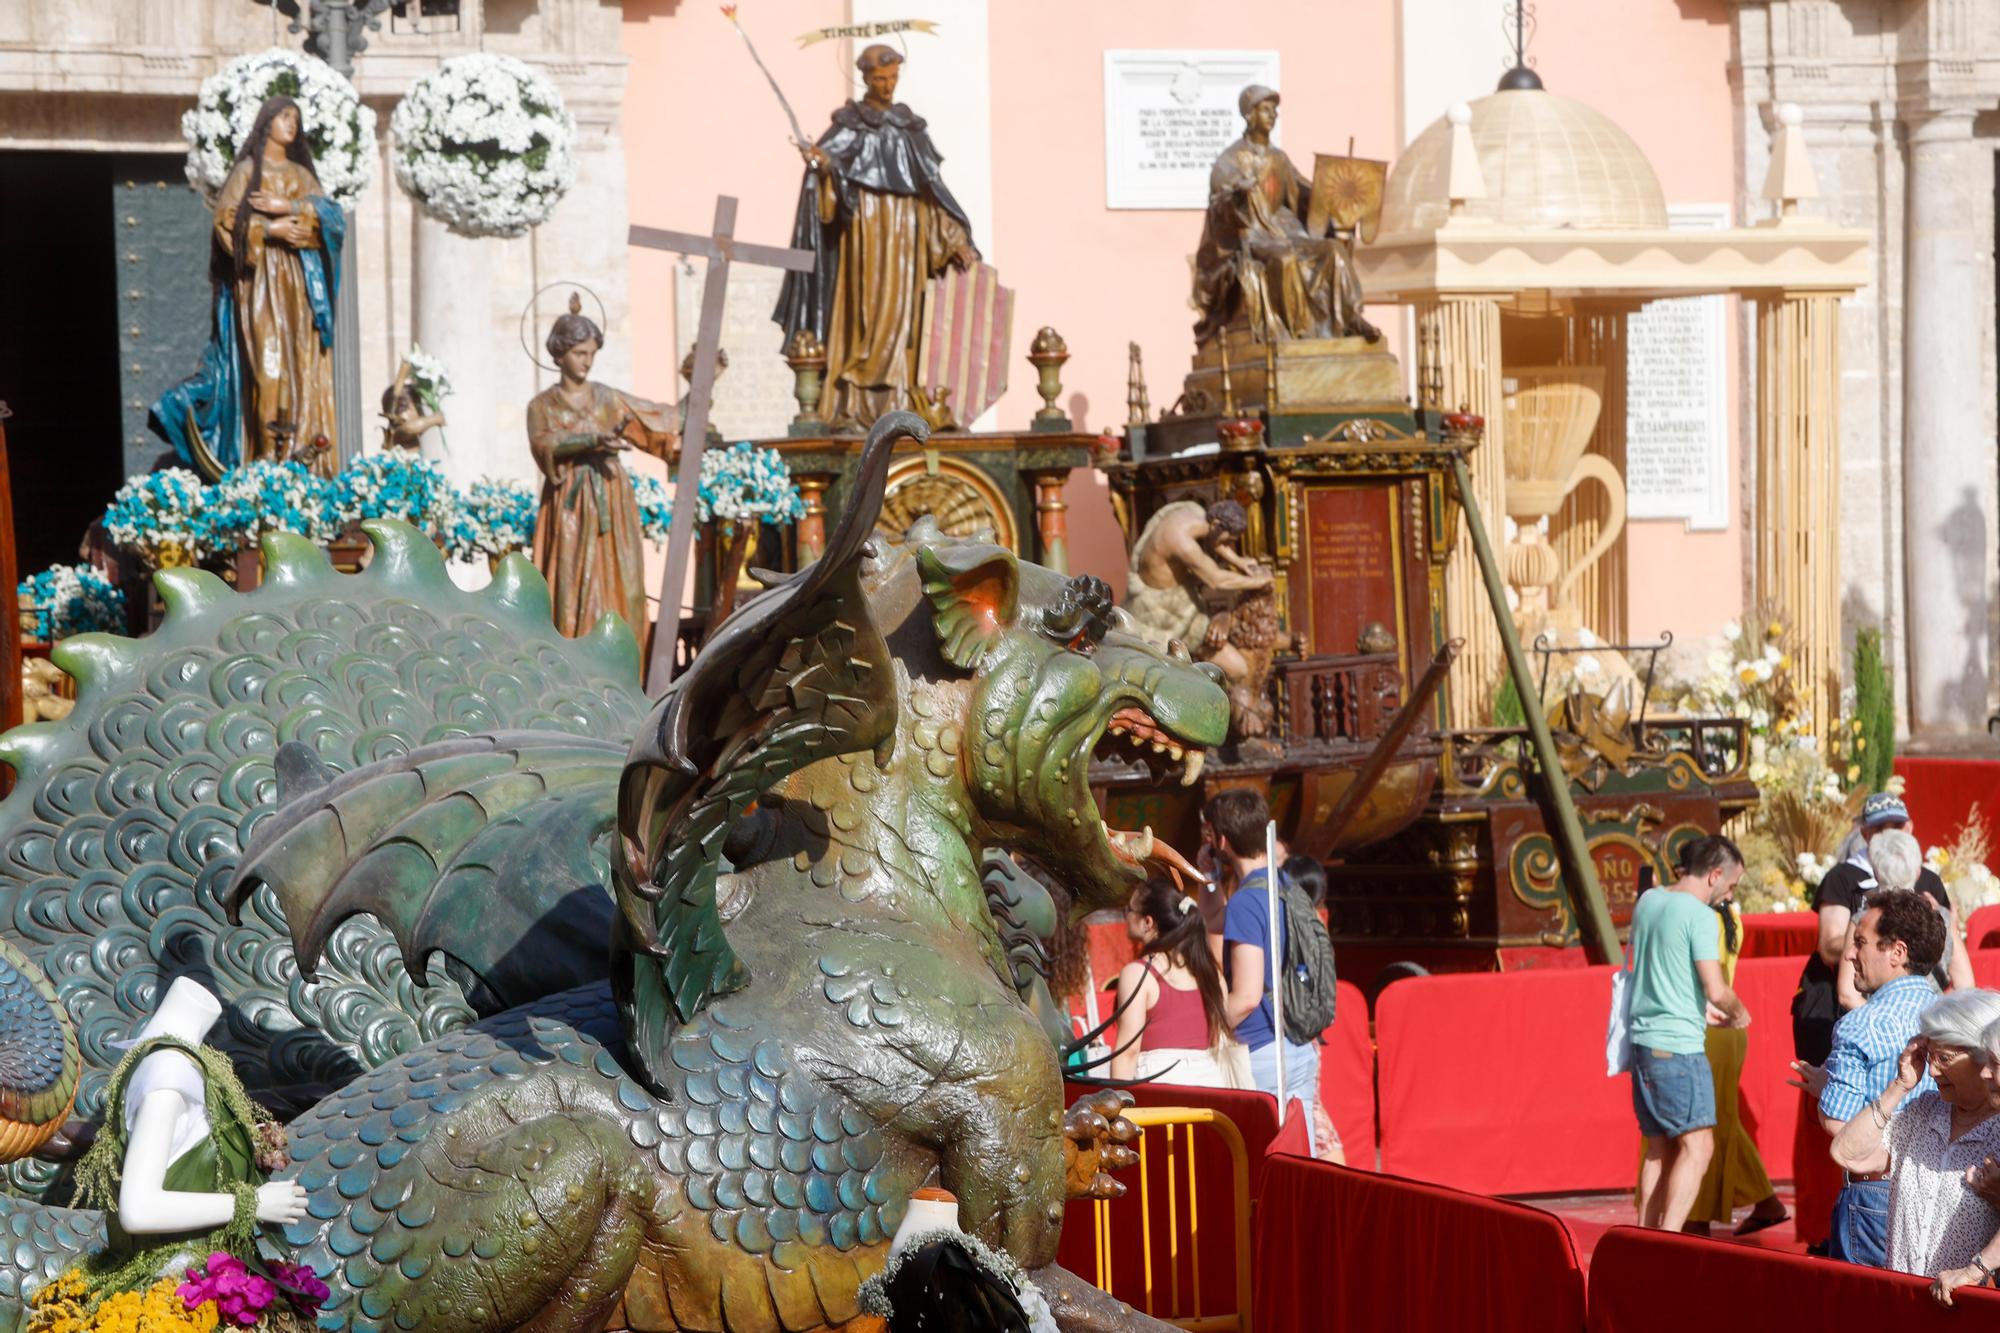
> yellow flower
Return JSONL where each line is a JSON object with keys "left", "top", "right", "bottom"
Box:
{"left": 1766, "top": 620, "right": 1784, "bottom": 639}
{"left": 1856, "top": 736, "right": 1867, "bottom": 751}
{"left": 1847, "top": 764, "right": 1861, "bottom": 781}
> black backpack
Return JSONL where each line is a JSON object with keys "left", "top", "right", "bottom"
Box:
{"left": 1270, "top": 875, "right": 1339, "bottom": 1044}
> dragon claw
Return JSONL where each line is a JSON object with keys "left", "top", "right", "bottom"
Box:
{"left": 1062, "top": 1089, "right": 1141, "bottom": 1201}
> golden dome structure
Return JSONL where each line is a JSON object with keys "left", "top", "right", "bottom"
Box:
{"left": 1380, "top": 89, "right": 1668, "bottom": 237}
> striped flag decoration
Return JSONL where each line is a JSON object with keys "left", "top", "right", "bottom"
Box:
{"left": 918, "top": 262, "right": 1015, "bottom": 427}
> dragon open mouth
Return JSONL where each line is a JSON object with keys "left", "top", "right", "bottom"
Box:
{"left": 1086, "top": 704, "right": 1210, "bottom": 887}
{"left": 1093, "top": 705, "right": 1208, "bottom": 787}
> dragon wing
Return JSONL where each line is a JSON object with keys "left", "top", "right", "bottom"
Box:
{"left": 225, "top": 730, "right": 627, "bottom": 1016}
{"left": 613, "top": 412, "right": 918, "bottom": 1072}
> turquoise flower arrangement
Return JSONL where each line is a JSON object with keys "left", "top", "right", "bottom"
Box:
{"left": 448, "top": 477, "right": 539, "bottom": 562}
{"left": 18, "top": 564, "right": 127, "bottom": 640}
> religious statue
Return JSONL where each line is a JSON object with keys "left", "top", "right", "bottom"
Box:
{"left": 151, "top": 95, "right": 347, "bottom": 480}
{"left": 774, "top": 45, "right": 980, "bottom": 430}
{"left": 1192, "top": 85, "right": 1379, "bottom": 346}
{"left": 527, "top": 294, "right": 677, "bottom": 638}
{"left": 1126, "top": 498, "right": 1282, "bottom": 752}
{"left": 377, "top": 360, "right": 445, "bottom": 453}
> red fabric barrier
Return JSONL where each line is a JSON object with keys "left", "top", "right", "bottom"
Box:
{"left": 1967, "top": 907, "right": 2000, "bottom": 952}
{"left": 1895, "top": 756, "right": 2000, "bottom": 870}
{"left": 1055, "top": 1081, "right": 1281, "bottom": 1322}
{"left": 1732, "top": 955, "right": 1805, "bottom": 1181}
{"left": 1257, "top": 1155, "right": 1585, "bottom": 1333}
{"left": 1790, "top": 1098, "right": 1838, "bottom": 1246}
{"left": 1377, "top": 966, "right": 1635, "bottom": 1193}
{"left": 1322, "top": 979, "right": 1375, "bottom": 1165}
{"left": 1739, "top": 911, "right": 1818, "bottom": 958}
{"left": 1973, "top": 947, "right": 2000, "bottom": 987}
{"left": 1586, "top": 1224, "right": 2000, "bottom": 1331}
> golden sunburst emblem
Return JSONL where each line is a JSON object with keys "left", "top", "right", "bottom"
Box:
{"left": 1308, "top": 154, "right": 1388, "bottom": 243}
{"left": 878, "top": 457, "right": 1018, "bottom": 550}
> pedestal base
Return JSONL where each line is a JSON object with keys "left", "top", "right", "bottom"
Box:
{"left": 1185, "top": 333, "right": 1404, "bottom": 414}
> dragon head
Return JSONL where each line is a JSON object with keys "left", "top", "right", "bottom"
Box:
{"left": 908, "top": 530, "right": 1230, "bottom": 915}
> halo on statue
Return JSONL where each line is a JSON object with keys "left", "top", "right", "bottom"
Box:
{"left": 517, "top": 282, "right": 609, "bottom": 372}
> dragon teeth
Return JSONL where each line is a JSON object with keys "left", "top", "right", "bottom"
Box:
{"left": 1180, "top": 749, "right": 1205, "bottom": 786}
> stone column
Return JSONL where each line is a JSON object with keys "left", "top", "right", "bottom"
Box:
{"left": 412, "top": 211, "right": 494, "bottom": 487}
{"left": 1416, "top": 295, "right": 1506, "bottom": 727}
{"left": 1902, "top": 109, "right": 1993, "bottom": 736}
{"left": 1753, "top": 290, "right": 1843, "bottom": 738}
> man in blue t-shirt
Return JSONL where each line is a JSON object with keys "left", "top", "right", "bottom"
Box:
{"left": 1628, "top": 834, "right": 1751, "bottom": 1231}
{"left": 1204, "top": 787, "right": 1319, "bottom": 1151}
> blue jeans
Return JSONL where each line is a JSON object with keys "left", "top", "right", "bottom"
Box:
{"left": 1829, "top": 1177, "right": 1890, "bottom": 1267}
{"left": 1248, "top": 1038, "right": 1320, "bottom": 1153}
{"left": 1630, "top": 1047, "right": 1716, "bottom": 1139}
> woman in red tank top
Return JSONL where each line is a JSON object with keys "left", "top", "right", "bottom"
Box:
{"left": 1109, "top": 878, "right": 1246, "bottom": 1088}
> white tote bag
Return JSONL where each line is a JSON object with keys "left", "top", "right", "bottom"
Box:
{"left": 1605, "top": 970, "right": 1634, "bottom": 1076}
{"left": 1605, "top": 944, "right": 1635, "bottom": 1076}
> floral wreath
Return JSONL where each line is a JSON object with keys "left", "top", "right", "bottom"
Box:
{"left": 181, "top": 47, "right": 377, "bottom": 207}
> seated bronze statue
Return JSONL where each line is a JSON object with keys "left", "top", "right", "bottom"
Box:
{"left": 1193, "top": 84, "right": 1379, "bottom": 346}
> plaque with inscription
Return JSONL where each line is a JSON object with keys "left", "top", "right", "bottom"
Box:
{"left": 1625, "top": 203, "right": 1729, "bottom": 530}
{"left": 1102, "top": 49, "right": 1281, "bottom": 210}
{"left": 1299, "top": 484, "right": 1402, "bottom": 660}
{"left": 674, "top": 262, "right": 796, "bottom": 441}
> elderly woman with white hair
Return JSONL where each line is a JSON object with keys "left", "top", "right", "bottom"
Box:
{"left": 1831, "top": 988, "right": 2000, "bottom": 1290}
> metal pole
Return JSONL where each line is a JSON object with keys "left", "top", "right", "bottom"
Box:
{"left": 1448, "top": 454, "right": 1619, "bottom": 964}
{"left": 1265, "top": 818, "right": 1284, "bottom": 1125}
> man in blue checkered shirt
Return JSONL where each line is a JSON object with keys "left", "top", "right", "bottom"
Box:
{"left": 1788, "top": 888, "right": 1946, "bottom": 1267}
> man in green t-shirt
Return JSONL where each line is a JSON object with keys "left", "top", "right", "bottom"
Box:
{"left": 1628, "top": 834, "right": 1751, "bottom": 1231}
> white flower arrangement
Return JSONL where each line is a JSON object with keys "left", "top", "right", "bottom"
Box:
{"left": 390, "top": 54, "right": 577, "bottom": 238}
{"left": 182, "top": 47, "right": 377, "bottom": 207}
{"left": 697, "top": 442, "right": 805, "bottom": 528}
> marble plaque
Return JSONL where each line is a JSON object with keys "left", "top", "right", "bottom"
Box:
{"left": 673, "top": 263, "right": 796, "bottom": 442}
{"left": 1625, "top": 204, "right": 1730, "bottom": 531}
{"left": 1103, "top": 49, "right": 1281, "bottom": 210}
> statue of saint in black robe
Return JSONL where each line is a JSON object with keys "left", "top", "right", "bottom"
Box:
{"left": 774, "top": 53, "right": 978, "bottom": 430}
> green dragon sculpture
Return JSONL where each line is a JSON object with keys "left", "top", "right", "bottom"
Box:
{"left": 0, "top": 413, "right": 1229, "bottom": 1331}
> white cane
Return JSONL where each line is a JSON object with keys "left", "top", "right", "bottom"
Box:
{"left": 1267, "top": 818, "right": 1284, "bottom": 1126}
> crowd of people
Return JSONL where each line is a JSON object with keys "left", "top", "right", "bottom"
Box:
{"left": 1622, "top": 794, "right": 2000, "bottom": 1306}
{"left": 1104, "top": 787, "right": 1343, "bottom": 1162}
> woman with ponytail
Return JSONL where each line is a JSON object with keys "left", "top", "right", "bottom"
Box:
{"left": 1109, "top": 877, "right": 1248, "bottom": 1087}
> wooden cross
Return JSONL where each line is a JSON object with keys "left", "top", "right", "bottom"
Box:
{"left": 629, "top": 196, "right": 814, "bottom": 695}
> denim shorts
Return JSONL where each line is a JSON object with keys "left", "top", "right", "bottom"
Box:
{"left": 1631, "top": 1046, "right": 1716, "bottom": 1139}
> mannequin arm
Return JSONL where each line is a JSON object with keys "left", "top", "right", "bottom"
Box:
{"left": 118, "top": 1088, "right": 309, "bottom": 1232}
{"left": 117, "top": 1089, "right": 237, "bottom": 1234}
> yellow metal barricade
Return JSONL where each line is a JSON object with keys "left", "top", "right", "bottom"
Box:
{"left": 1088, "top": 1106, "right": 1252, "bottom": 1333}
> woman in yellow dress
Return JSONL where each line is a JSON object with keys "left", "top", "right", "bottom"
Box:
{"left": 152, "top": 95, "right": 345, "bottom": 479}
